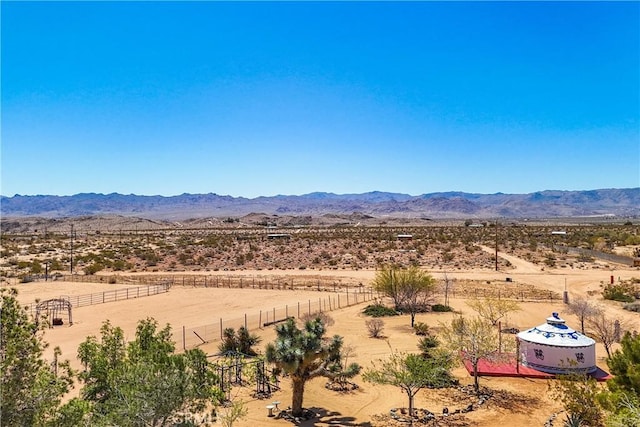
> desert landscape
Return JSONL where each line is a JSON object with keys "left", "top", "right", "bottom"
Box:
{"left": 1, "top": 219, "right": 639, "bottom": 426}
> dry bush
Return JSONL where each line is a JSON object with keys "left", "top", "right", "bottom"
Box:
{"left": 300, "top": 311, "right": 335, "bottom": 327}
{"left": 365, "top": 318, "right": 385, "bottom": 338}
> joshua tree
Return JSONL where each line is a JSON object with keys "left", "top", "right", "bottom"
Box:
{"left": 265, "top": 317, "right": 360, "bottom": 417}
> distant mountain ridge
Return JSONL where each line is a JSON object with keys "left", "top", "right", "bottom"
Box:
{"left": 1, "top": 188, "right": 638, "bottom": 220}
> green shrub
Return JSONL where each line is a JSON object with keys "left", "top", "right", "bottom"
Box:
{"left": 418, "top": 335, "right": 440, "bottom": 358}
{"left": 413, "top": 322, "right": 430, "bottom": 336}
{"left": 431, "top": 304, "right": 453, "bottom": 312}
{"left": 602, "top": 282, "right": 635, "bottom": 303}
{"left": 362, "top": 304, "right": 398, "bottom": 317}
{"left": 83, "top": 263, "right": 104, "bottom": 275}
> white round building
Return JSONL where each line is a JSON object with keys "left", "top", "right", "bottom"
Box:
{"left": 517, "top": 312, "right": 596, "bottom": 374}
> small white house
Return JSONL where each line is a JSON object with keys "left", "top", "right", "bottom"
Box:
{"left": 517, "top": 312, "right": 596, "bottom": 374}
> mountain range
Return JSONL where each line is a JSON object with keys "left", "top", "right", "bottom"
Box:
{"left": 1, "top": 188, "right": 638, "bottom": 220}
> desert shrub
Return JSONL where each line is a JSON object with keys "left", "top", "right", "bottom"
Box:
{"left": 362, "top": 304, "right": 398, "bottom": 317}
{"left": 577, "top": 253, "right": 595, "bottom": 263}
{"left": 83, "top": 263, "right": 104, "bottom": 275}
{"left": 417, "top": 336, "right": 440, "bottom": 358}
{"left": 112, "top": 259, "right": 130, "bottom": 271}
{"left": 431, "top": 304, "right": 453, "bottom": 312}
{"left": 544, "top": 254, "right": 556, "bottom": 267}
{"left": 219, "top": 327, "right": 261, "bottom": 356}
{"left": 365, "top": 319, "right": 385, "bottom": 338}
{"left": 603, "top": 282, "right": 636, "bottom": 303}
{"left": 413, "top": 322, "right": 430, "bottom": 336}
{"left": 300, "top": 311, "right": 335, "bottom": 327}
{"left": 623, "top": 302, "right": 640, "bottom": 313}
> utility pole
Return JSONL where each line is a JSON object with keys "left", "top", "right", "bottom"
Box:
{"left": 495, "top": 219, "right": 499, "bottom": 271}
{"left": 70, "top": 224, "right": 74, "bottom": 274}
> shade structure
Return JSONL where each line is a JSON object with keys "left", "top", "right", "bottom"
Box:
{"left": 517, "top": 312, "right": 596, "bottom": 374}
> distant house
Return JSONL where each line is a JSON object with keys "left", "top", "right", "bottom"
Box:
{"left": 551, "top": 231, "right": 567, "bottom": 236}
{"left": 397, "top": 234, "right": 413, "bottom": 241}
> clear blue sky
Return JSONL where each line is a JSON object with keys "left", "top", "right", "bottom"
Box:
{"left": 2, "top": 1, "right": 639, "bottom": 198}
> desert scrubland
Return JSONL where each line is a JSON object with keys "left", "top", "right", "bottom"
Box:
{"left": 1, "top": 220, "right": 639, "bottom": 426}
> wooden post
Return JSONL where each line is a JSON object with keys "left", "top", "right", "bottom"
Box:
{"left": 220, "top": 318, "right": 223, "bottom": 340}
{"left": 516, "top": 338, "right": 520, "bottom": 374}
{"left": 297, "top": 302, "right": 300, "bottom": 318}
{"left": 259, "top": 310, "right": 262, "bottom": 328}
{"left": 244, "top": 313, "right": 247, "bottom": 330}
{"left": 183, "top": 325, "right": 186, "bottom": 350}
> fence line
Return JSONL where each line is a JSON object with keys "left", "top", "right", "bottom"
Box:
{"left": 441, "top": 287, "right": 561, "bottom": 303}
{"left": 557, "top": 245, "right": 635, "bottom": 266}
{"left": 178, "top": 288, "right": 376, "bottom": 350}
{"left": 26, "top": 283, "right": 170, "bottom": 316}
{"left": 55, "top": 273, "right": 366, "bottom": 292}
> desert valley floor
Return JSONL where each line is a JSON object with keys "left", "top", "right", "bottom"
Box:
{"left": 6, "top": 245, "right": 640, "bottom": 427}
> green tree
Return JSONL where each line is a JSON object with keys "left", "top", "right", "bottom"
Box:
{"left": 74, "top": 318, "right": 222, "bottom": 426}
{"left": 550, "top": 369, "right": 605, "bottom": 427}
{"left": 440, "top": 316, "right": 512, "bottom": 394}
{"left": 599, "top": 332, "right": 640, "bottom": 426}
{"left": 362, "top": 350, "right": 454, "bottom": 417}
{"left": 265, "top": 317, "right": 359, "bottom": 417}
{"left": 372, "top": 266, "right": 437, "bottom": 327}
{"left": 1, "top": 288, "right": 74, "bottom": 426}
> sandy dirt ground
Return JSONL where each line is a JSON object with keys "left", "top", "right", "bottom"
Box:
{"left": 5, "top": 247, "right": 639, "bottom": 427}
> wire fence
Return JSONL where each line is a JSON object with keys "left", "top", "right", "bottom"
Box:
{"left": 54, "top": 273, "right": 365, "bottom": 292}
{"left": 25, "top": 283, "right": 170, "bottom": 316}
{"left": 177, "top": 287, "right": 376, "bottom": 350}
{"left": 26, "top": 273, "right": 568, "bottom": 351}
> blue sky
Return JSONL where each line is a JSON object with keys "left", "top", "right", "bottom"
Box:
{"left": 2, "top": 1, "right": 638, "bottom": 198}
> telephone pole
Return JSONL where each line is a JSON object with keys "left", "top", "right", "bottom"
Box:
{"left": 495, "top": 220, "right": 499, "bottom": 271}
{"left": 70, "top": 224, "right": 74, "bottom": 274}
